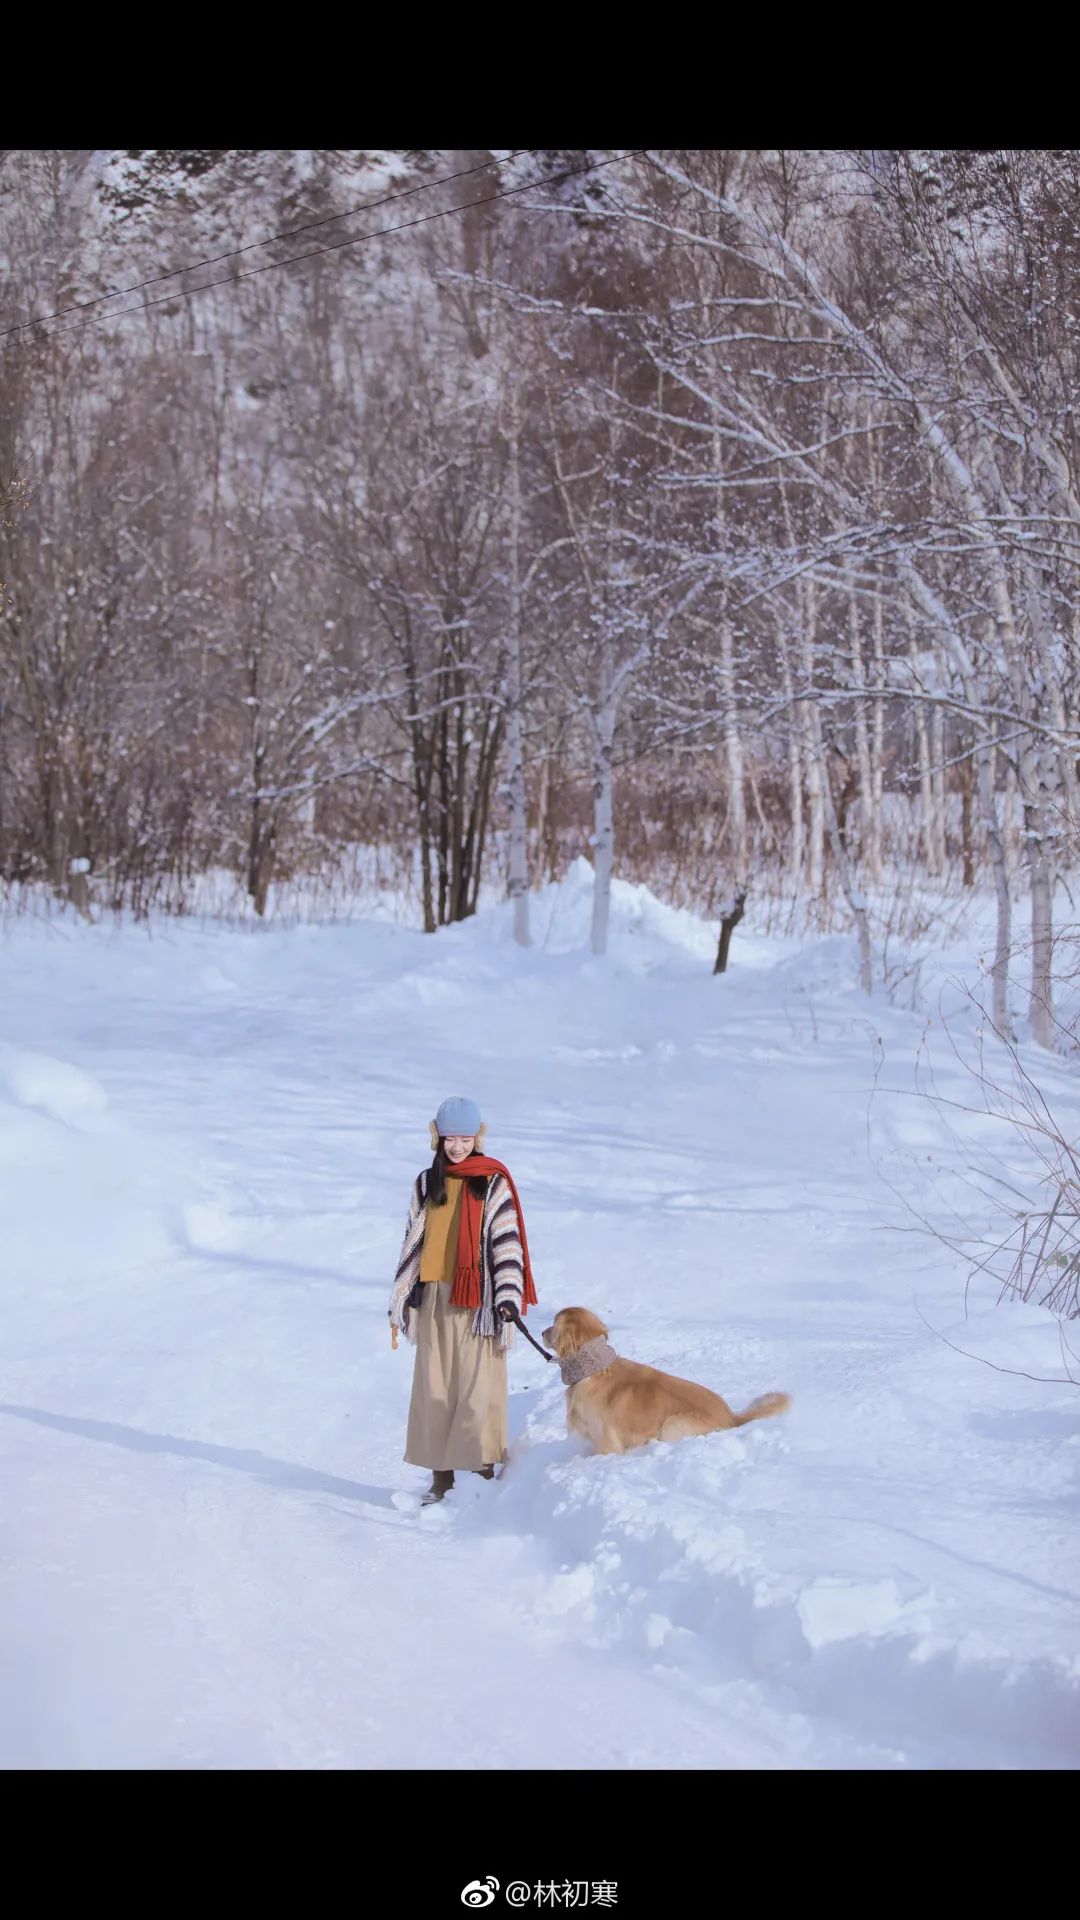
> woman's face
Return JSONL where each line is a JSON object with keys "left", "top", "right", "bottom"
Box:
{"left": 443, "top": 1134, "right": 476, "bottom": 1164}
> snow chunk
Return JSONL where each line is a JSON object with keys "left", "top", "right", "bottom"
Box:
{"left": 182, "top": 1200, "right": 244, "bottom": 1252}
{"left": 798, "top": 1578, "right": 911, "bottom": 1648}
{"left": 0, "top": 1046, "right": 108, "bottom": 1127}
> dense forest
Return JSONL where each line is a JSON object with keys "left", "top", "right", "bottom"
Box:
{"left": 2, "top": 149, "right": 1078, "bottom": 1042}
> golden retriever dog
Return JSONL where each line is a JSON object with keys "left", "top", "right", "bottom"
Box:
{"left": 543, "top": 1307, "right": 790, "bottom": 1456}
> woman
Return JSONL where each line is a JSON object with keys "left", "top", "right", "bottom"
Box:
{"left": 389, "top": 1096, "right": 538, "bottom": 1505}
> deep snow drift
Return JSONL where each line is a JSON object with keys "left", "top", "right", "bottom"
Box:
{"left": 2, "top": 862, "right": 1078, "bottom": 1769}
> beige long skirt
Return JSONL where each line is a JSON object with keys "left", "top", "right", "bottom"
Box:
{"left": 405, "top": 1280, "right": 508, "bottom": 1471}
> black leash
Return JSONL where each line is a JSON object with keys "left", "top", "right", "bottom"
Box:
{"left": 503, "top": 1302, "right": 554, "bottom": 1363}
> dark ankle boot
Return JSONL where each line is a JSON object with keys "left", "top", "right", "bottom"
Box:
{"left": 421, "top": 1469, "right": 455, "bottom": 1506}
{"left": 472, "top": 1465, "right": 496, "bottom": 1480}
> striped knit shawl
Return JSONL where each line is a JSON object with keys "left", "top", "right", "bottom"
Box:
{"left": 559, "top": 1337, "right": 617, "bottom": 1386}
{"left": 389, "top": 1169, "right": 525, "bottom": 1351}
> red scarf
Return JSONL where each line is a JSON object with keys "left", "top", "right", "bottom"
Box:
{"left": 444, "top": 1154, "right": 538, "bottom": 1315}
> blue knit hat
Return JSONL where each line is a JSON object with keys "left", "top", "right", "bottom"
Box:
{"left": 434, "top": 1095, "right": 483, "bottom": 1139}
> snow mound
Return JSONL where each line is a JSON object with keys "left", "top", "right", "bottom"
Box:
{"left": 182, "top": 1200, "right": 247, "bottom": 1253}
{"left": 770, "top": 933, "right": 870, "bottom": 993}
{"left": 483, "top": 857, "right": 719, "bottom": 968}
{"left": 0, "top": 1045, "right": 109, "bottom": 1127}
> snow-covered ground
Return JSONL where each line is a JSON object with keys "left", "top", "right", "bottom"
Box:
{"left": 2, "top": 862, "right": 1078, "bottom": 1769}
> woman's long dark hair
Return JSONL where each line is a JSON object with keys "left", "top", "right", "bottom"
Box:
{"left": 428, "top": 1138, "right": 488, "bottom": 1207}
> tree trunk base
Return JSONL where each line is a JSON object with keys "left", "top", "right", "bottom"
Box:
{"left": 714, "top": 887, "right": 747, "bottom": 974}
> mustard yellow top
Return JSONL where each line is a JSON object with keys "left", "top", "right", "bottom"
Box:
{"left": 419, "top": 1179, "right": 465, "bottom": 1283}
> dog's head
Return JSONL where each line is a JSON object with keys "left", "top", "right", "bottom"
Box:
{"left": 542, "top": 1307, "right": 609, "bottom": 1359}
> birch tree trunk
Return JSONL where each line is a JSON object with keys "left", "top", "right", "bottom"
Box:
{"left": 1027, "top": 837, "right": 1055, "bottom": 1048}
{"left": 1048, "top": 664, "right": 1079, "bottom": 846}
{"left": 930, "top": 695, "right": 948, "bottom": 875}
{"left": 590, "top": 669, "right": 616, "bottom": 958}
{"left": 246, "top": 644, "right": 274, "bottom": 917}
{"left": 799, "top": 579, "right": 824, "bottom": 897}
{"left": 533, "top": 744, "right": 550, "bottom": 888}
{"left": 849, "top": 588, "right": 879, "bottom": 880}
{"left": 868, "top": 504, "right": 886, "bottom": 886}
{"left": 777, "top": 615, "right": 804, "bottom": 884}
{"left": 1021, "top": 742, "right": 1055, "bottom": 1049}
{"left": 959, "top": 754, "right": 976, "bottom": 888}
{"left": 976, "top": 730, "right": 1012, "bottom": 1036}
{"left": 720, "top": 615, "right": 748, "bottom": 875}
{"left": 1004, "top": 763, "right": 1021, "bottom": 867}
{"left": 999, "top": 603, "right": 1053, "bottom": 1046}
{"left": 779, "top": 479, "right": 823, "bottom": 895}
{"left": 808, "top": 697, "right": 873, "bottom": 993}
{"left": 505, "top": 382, "right": 531, "bottom": 947}
{"left": 714, "top": 435, "right": 747, "bottom": 875}
{"left": 909, "top": 635, "right": 937, "bottom": 875}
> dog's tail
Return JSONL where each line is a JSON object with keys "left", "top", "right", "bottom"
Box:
{"left": 732, "top": 1391, "right": 790, "bottom": 1428}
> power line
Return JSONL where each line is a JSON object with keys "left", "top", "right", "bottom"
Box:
{"left": 19, "top": 151, "right": 645, "bottom": 344}
{"left": 1, "top": 151, "right": 530, "bottom": 340}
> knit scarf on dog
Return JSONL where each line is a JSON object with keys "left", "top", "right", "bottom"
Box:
{"left": 559, "top": 1336, "right": 617, "bottom": 1386}
{"left": 445, "top": 1155, "right": 538, "bottom": 1315}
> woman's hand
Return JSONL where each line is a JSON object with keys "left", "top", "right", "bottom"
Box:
{"left": 497, "top": 1303, "right": 516, "bottom": 1324}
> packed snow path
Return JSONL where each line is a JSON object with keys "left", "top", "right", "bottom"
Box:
{"left": 3, "top": 870, "right": 1078, "bottom": 1768}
